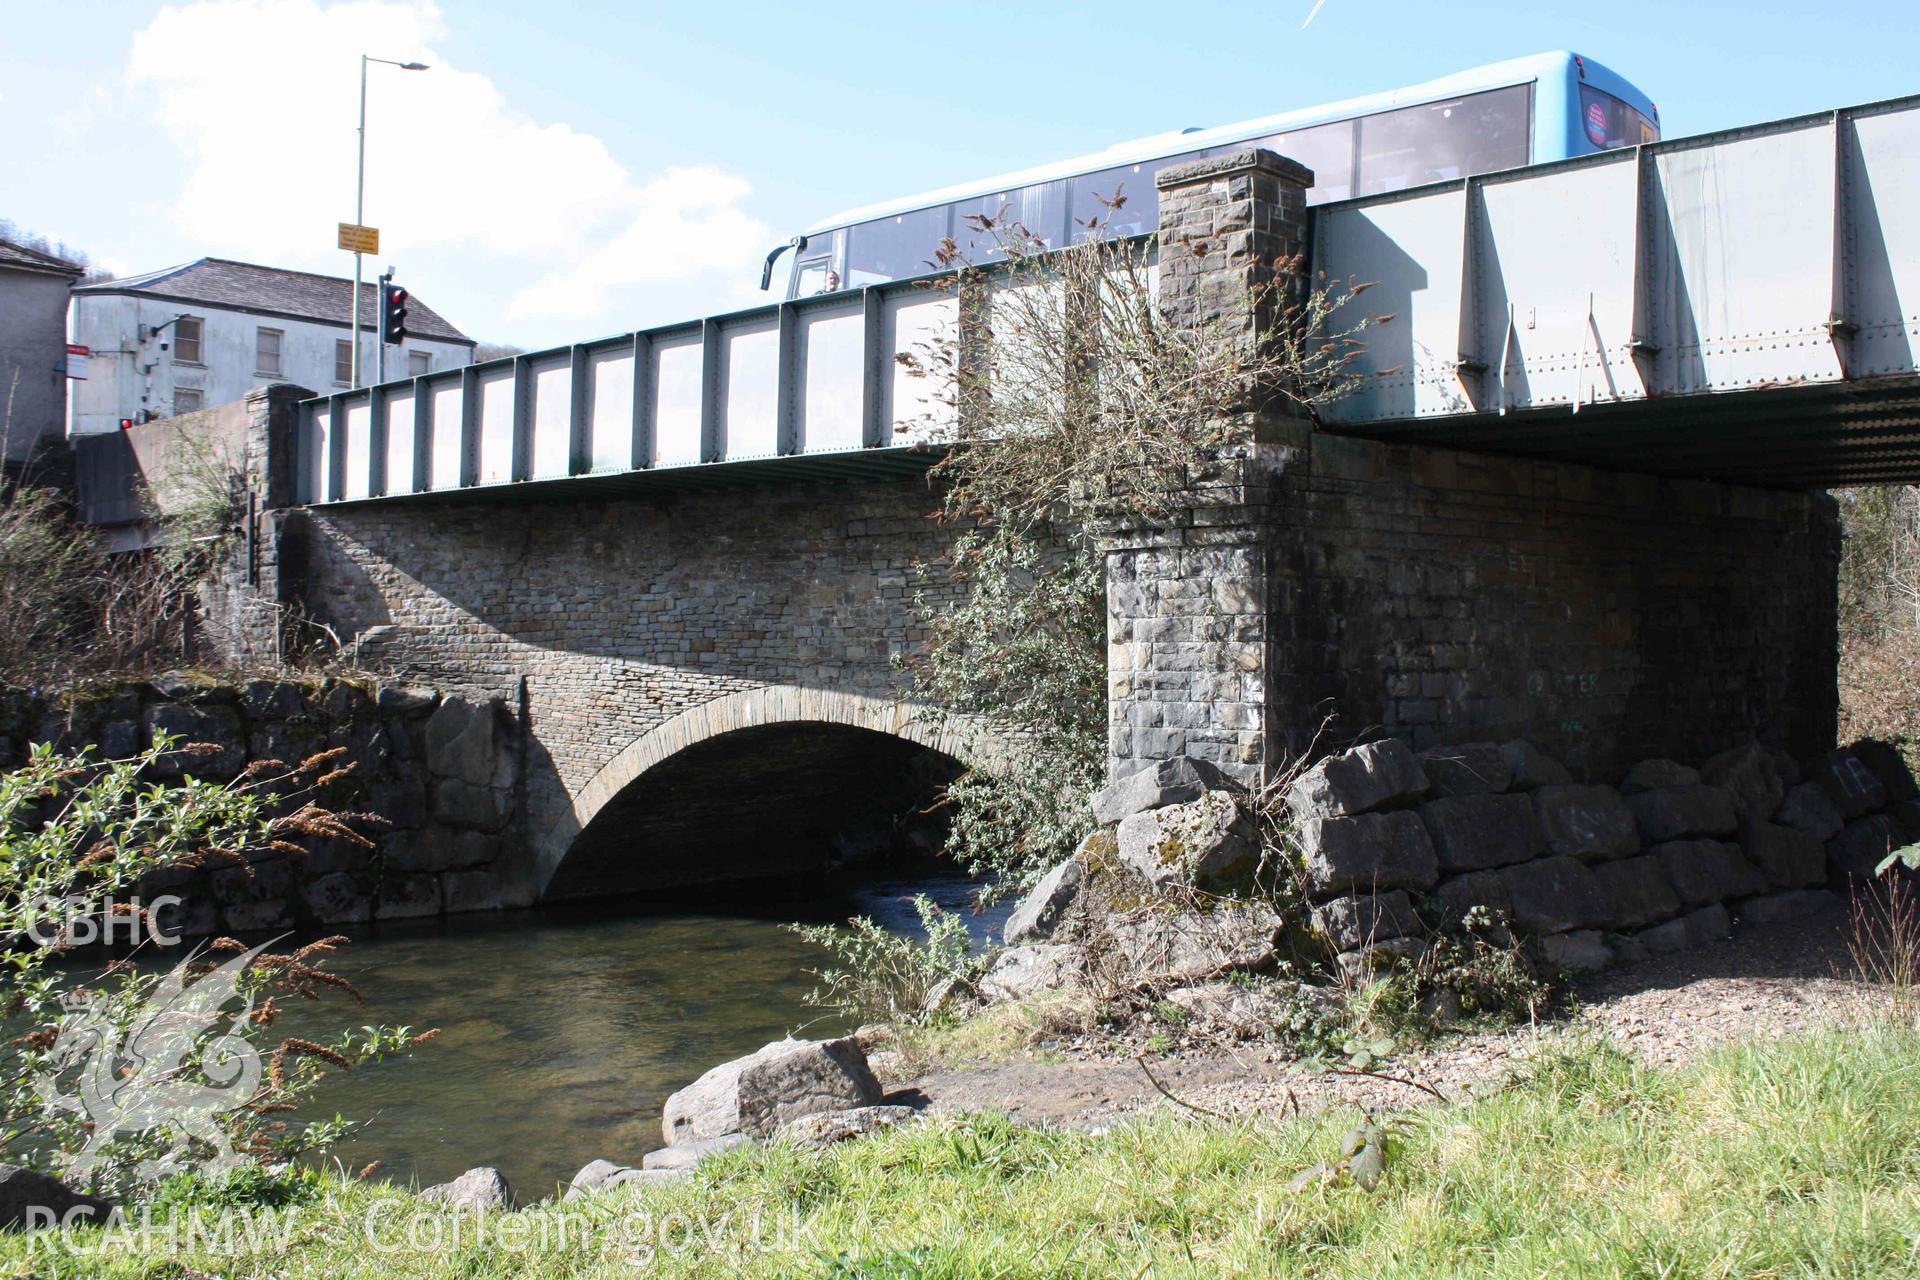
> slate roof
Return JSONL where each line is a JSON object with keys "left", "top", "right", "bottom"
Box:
{"left": 73, "top": 257, "right": 474, "bottom": 345}
{"left": 0, "top": 237, "right": 84, "bottom": 277}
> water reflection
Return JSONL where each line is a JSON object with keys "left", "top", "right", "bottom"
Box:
{"left": 264, "top": 862, "right": 1005, "bottom": 1197}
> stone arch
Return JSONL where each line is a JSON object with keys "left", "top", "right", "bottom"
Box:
{"left": 534, "top": 685, "right": 1005, "bottom": 900}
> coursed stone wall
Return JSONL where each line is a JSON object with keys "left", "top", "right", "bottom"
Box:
{"left": 1288, "top": 734, "right": 1913, "bottom": 977}
{"left": 279, "top": 474, "right": 961, "bottom": 868}
{"left": 1267, "top": 430, "right": 1839, "bottom": 774}
{"left": 1104, "top": 150, "right": 1838, "bottom": 787}
{"left": 8, "top": 676, "right": 523, "bottom": 936}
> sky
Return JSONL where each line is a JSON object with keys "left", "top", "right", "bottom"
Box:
{"left": 4, "top": 0, "right": 1917, "bottom": 351}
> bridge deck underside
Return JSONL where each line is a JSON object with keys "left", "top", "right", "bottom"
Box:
{"left": 1325, "top": 375, "right": 1920, "bottom": 490}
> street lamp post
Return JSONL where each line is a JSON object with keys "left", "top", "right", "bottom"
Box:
{"left": 351, "top": 54, "right": 429, "bottom": 389}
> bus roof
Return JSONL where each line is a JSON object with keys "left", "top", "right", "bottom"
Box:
{"left": 803, "top": 51, "right": 1642, "bottom": 235}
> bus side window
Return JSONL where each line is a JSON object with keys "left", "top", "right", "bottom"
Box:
{"left": 1255, "top": 120, "right": 1356, "bottom": 203}
{"left": 951, "top": 180, "right": 1069, "bottom": 263}
{"left": 847, "top": 207, "right": 950, "bottom": 287}
{"left": 1068, "top": 155, "right": 1190, "bottom": 242}
{"left": 1356, "top": 84, "right": 1531, "bottom": 196}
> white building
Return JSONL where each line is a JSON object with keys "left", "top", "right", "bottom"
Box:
{"left": 68, "top": 258, "right": 475, "bottom": 435}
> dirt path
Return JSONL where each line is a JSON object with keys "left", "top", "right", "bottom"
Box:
{"left": 894, "top": 904, "right": 1877, "bottom": 1128}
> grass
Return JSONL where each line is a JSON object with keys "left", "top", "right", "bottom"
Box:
{"left": 885, "top": 990, "right": 1104, "bottom": 1074}
{"left": 7, "top": 1017, "right": 1920, "bottom": 1278}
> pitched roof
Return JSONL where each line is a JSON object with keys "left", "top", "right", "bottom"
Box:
{"left": 0, "top": 237, "right": 84, "bottom": 277}
{"left": 73, "top": 257, "right": 473, "bottom": 344}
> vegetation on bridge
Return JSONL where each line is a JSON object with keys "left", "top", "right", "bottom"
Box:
{"left": 897, "top": 203, "right": 1375, "bottom": 893}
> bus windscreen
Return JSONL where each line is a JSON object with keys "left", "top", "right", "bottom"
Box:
{"left": 1579, "top": 84, "right": 1659, "bottom": 150}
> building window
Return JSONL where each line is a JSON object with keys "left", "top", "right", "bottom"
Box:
{"left": 173, "top": 388, "right": 204, "bottom": 415}
{"left": 255, "top": 327, "right": 283, "bottom": 376}
{"left": 335, "top": 339, "right": 353, "bottom": 385}
{"left": 173, "top": 316, "right": 204, "bottom": 365}
{"left": 408, "top": 350, "right": 432, "bottom": 377}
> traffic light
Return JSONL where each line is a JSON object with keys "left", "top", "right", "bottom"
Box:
{"left": 379, "top": 280, "right": 410, "bottom": 345}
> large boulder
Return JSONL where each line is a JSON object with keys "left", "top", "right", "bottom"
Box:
{"left": 1737, "top": 817, "right": 1827, "bottom": 889}
{"left": 1101, "top": 901, "right": 1281, "bottom": 988}
{"left": 1499, "top": 856, "right": 1613, "bottom": 935}
{"left": 1774, "top": 780, "right": 1846, "bottom": 843}
{"left": 979, "top": 944, "right": 1085, "bottom": 1002}
{"left": 1738, "top": 889, "right": 1840, "bottom": 924}
{"left": 144, "top": 702, "right": 248, "bottom": 780}
{"left": 1828, "top": 814, "right": 1909, "bottom": 880}
{"left": 377, "top": 684, "right": 442, "bottom": 715}
{"left": 1115, "top": 792, "right": 1258, "bottom": 891}
{"left": 1287, "top": 739, "right": 1427, "bottom": 819}
{"left": 1593, "top": 855, "right": 1681, "bottom": 929}
{"left": 302, "top": 871, "right": 371, "bottom": 925}
{"left": 661, "top": 1037, "right": 882, "bottom": 1145}
{"left": 0, "top": 1163, "right": 114, "bottom": 1230}
{"left": 1415, "top": 742, "right": 1511, "bottom": 798}
{"left": 419, "top": 1167, "right": 511, "bottom": 1212}
{"left": 1418, "top": 793, "right": 1537, "bottom": 871}
{"left": 1683, "top": 902, "right": 1734, "bottom": 946}
{"left": 1620, "top": 758, "right": 1701, "bottom": 794}
{"left": 1161, "top": 981, "right": 1299, "bottom": 1038}
{"left": 1091, "top": 756, "right": 1235, "bottom": 826}
{"left": 1535, "top": 930, "right": 1614, "bottom": 974}
{"left": 565, "top": 1160, "right": 682, "bottom": 1200}
{"left": 1003, "top": 851, "right": 1087, "bottom": 945}
{"left": 1298, "top": 810, "right": 1439, "bottom": 899}
{"left": 780, "top": 1105, "right": 919, "bottom": 1149}
{"left": 1433, "top": 868, "right": 1512, "bottom": 922}
{"left": 433, "top": 779, "right": 514, "bottom": 832}
{"left": 1651, "top": 840, "right": 1767, "bottom": 907}
{"left": 641, "top": 1133, "right": 752, "bottom": 1171}
{"left": 1853, "top": 740, "right": 1920, "bottom": 804}
{"left": 1532, "top": 785, "right": 1639, "bottom": 861}
{"left": 1702, "top": 744, "right": 1787, "bottom": 821}
{"left": 1499, "top": 740, "right": 1572, "bottom": 790}
{"left": 424, "top": 697, "right": 512, "bottom": 789}
{"left": 1310, "top": 890, "right": 1420, "bottom": 952}
{"left": 1625, "top": 785, "right": 1738, "bottom": 844}
{"left": 1808, "top": 749, "right": 1891, "bottom": 818}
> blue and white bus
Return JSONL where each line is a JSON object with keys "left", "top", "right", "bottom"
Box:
{"left": 767, "top": 51, "right": 1658, "bottom": 298}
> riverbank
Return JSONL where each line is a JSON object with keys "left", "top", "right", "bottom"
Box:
{"left": 884, "top": 900, "right": 1874, "bottom": 1128}
{"left": 8, "top": 995, "right": 1912, "bottom": 1277}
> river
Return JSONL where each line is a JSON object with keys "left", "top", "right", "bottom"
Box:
{"left": 266, "top": 862, "right": 1004, "bottom": 1197}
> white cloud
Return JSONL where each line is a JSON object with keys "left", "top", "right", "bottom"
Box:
{"left": 124, "top": 0, "right": 769, "bottom": 335}
{"left": 505, "top": 166, "right": 767, "bottom": 320}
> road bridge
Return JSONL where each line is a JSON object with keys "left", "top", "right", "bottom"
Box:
{"left": 212, "top": 94, "right": 1915, "bottom": 904}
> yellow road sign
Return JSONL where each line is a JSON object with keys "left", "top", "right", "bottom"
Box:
{"left": 337, "top": 222, "right": 380, "bottom": 254}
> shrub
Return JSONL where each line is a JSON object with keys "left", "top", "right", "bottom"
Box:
{"left": 0, "top": 737, "right": 430, "bottom": 1202}
{"left": 790, "top": 895, "right": 990, "bottom": 1027}
{"left": 896, "top": 204, "right": 1374, "bottom": 891}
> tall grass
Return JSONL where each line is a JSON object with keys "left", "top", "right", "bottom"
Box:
{"left": 9, "top": 1017, "right": 1918, "bottom": 1278}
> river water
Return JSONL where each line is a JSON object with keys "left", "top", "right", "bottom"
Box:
{"left": 264, "top": 863, "right": 1004, "bottom": 1198}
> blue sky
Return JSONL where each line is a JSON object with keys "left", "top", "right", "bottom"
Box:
{"left": 4, "top": 0, "right": 1916, "bottom": 350}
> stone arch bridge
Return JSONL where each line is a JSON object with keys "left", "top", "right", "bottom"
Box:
{"left": 177, "top": 116, "right": 1920, "bottom": 909}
